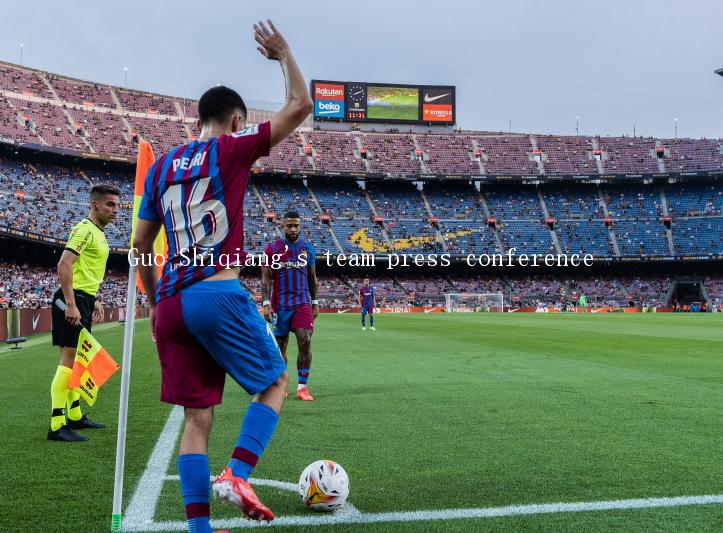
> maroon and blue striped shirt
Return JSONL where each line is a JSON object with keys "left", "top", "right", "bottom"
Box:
{"left": 138, "top": 122, "right": 270, "bottom": 301}
{"left": 263, "top": 238, "right": 316, "bottom": 310}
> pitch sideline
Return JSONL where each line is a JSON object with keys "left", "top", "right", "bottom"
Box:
{"left": 123, "top": 406, "right": 723, "bottom": 531}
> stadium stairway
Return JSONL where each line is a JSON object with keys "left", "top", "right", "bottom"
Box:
{"left": 306, "top": 184, "right": 345, "bottom": 254}
{"left": 411, "top": 135, "right": 430, "bottom": 174}
{"left": 418, "top": 185, "right": 448, "bottom": 252}
{"left": 297, "top": 131, "right": 317, "bottom": 171}
{"left": 478, "top": 189, "right": 505, "bottom": 252}
{"left": 529, "top": 135, "right": 546, "bottom": 175}
{"left": 658, "top": 189, "right": 676, "bottom": 256}
{"left": 362, "top": 187, "right": 394, "bottom": 250}
{"left": 537, "top": 190, "right": 563, "bottom": 254}
{"left": 597, "top": 190, "right": 621, "bottom": 256}
{"left": 353, "top": 134, "right": 373, "bottom": 173}
{"left": 470, "top": 138, "right": 487, "bottom": 175}
{"left": 591, "top": 137, "right": 605, "bottom": 174}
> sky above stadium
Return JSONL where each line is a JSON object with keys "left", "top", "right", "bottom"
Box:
{"left": 3, "top": 0, "right": 723, "bottom": 138}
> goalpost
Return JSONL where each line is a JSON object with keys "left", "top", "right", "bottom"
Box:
{"left": 444, "top": 292, "right": 504, "bottom": 313}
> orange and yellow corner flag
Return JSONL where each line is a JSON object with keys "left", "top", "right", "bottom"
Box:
{"left": 131, "top": 140, "right": 167, "bottom": 294}
{"left": 69, "top": 329, "right": 120, "bottom": 406}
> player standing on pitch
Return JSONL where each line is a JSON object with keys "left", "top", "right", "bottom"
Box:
{"left": 133, "top": 20, "right": 312, "bottom": 529}
{"left": 48, "top": 183, "right": 119, "bottom": 442}
{"left": 262, "top": 211, "right": 319, "bottom": 401}
{"left": 359, "top": 277, "right": 376, "bottom": 330}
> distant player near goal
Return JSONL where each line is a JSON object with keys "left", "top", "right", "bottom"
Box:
{"left": 445, "top": 293, "right": 504, "bottom": 313}
{"left": 262, "top": 211, "right": 319, "bottom": 402}
{"left": 359, "top": 277, "right": 376, "bottom": 330}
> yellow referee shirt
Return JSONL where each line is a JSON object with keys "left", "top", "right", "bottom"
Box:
{"left": 64, "top": 218, "right": 109, "bottom": 296}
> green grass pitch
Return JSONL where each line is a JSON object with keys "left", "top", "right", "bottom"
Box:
{"left": 2, "top": 313, "right": 722, "bottom": 532}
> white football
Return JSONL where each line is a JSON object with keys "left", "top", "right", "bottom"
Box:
{"left": 298, "top": 460, "right": 350, "bottom": 511}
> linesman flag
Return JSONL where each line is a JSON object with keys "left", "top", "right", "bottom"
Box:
{"left": 131, "top": 140, "right": 166, "bottom": 294}
{"left": 69, "top": 329, "right": 120, "bottom": 406}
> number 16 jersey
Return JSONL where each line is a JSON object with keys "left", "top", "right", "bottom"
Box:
{"left": 137, "top": 122, "right": 270, "bottom": 302}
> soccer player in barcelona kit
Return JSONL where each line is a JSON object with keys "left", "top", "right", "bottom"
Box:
{"left": 133, "top": 20, "right": 312, "bottom": 529}
{"left": 262, "top": 212, "right": 319, "bottom": 401}
{"left": 359, "top": 277, "right": 376, "bottom": 330}
{"left": 48, "top": 183, "right": 120, "bottom": 442}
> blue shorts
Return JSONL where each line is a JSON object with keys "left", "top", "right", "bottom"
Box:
{"left": 155, "top": 279, "right": 285, "bottom": 407}
{"left": 361, "top": 306, "right": 374, "bottom": 315}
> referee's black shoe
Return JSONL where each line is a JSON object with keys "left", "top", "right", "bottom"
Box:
{"left": 67, "top": 415, "right": 105, "bottom": 430}
{"left": 47, "top": 425, "right": 89, "bottom": 442}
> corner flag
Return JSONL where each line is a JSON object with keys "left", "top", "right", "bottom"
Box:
{"left": 69, "top": 328, "right": 119, "bottom": 406}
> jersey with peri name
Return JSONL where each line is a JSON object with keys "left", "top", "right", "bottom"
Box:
{"left": 264, "top": 238, "right": 316, "bottom": 310}
{"left": 360, "top": 286, "right": 375, "bottom": 308}
{"left": 137, "top": 122, "right": 271, "bottom": 301}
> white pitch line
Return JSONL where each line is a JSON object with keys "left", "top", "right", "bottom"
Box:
{"left": 122, "top": 494, "right": 723, "bottom": 531}
{"left": 165, "top": 474, "right": 298, "bottom": 493}
{"left": 124, "top": 405, "right": 184, "bottom": 529}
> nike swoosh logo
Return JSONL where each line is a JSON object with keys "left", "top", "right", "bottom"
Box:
{"left": 32, "top": 314, "right": 40, "bottom": 330}
{"left": 424, "top": 93, "right": 450, "bottom": 103}
{"left": 424, "top": 308, "right": 435, "bottom": 314}
{"left": 337, "top": 309, "right": 350, "bottom": 314}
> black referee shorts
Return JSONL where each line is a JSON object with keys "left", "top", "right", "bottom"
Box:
{"left": 51, "top": 289, "right": 95, "bottom": 348}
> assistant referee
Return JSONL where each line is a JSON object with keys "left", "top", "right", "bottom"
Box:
{"left": 48, "top": 183, "right": 120, "bottom": 442}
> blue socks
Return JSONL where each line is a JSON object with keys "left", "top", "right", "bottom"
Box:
{"left": 178, "top": 454, "right": 211, "bottom": 533}
{"left": 228, "top": 402, "right": 279, "bottom": 480}
{"left": 361, "top": 314, "right": 366, "bottom": 326}
{"left": 298, "top": 367, "right": 310, "bottom": 387}
{"left": 370, "top": 315, "right": 374, "bottom": 327}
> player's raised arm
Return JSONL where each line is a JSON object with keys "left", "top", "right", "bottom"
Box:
{"left": 254, "top": 20, "right": 313, "bottom": 147}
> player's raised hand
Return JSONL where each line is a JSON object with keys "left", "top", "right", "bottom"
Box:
{"left": 254, "top": 20, "right": 289, "bottom": 61}
{"left": 263, "top": 304, "right": 273, "bottom": 323}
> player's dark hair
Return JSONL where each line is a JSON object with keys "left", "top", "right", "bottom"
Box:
{"left": 284, "top": 210, "right": 301, "bottom": 220}
{"left": 90, "top": 183, "right": 120, "bottom": 199}
{"left": 198, "top": 86, "right": 247, "bottom": 125}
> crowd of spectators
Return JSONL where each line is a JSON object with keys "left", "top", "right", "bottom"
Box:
{"left": 0, "top": 260, "right": 684, "bottom": 310}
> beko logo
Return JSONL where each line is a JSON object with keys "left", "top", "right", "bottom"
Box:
{"left": 317, "top": 102, "right": 341, "bottom": 114}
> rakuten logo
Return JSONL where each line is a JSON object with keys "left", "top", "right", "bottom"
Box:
{"left": 316, "top": 87, "right": 343, "bottom": 98}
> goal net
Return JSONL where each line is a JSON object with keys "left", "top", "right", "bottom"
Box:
{"left": 444, "top": 293, "right": 504, "bottom": 313}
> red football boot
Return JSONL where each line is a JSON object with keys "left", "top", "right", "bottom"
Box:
{"left": 296, "top": 387, "right": 314, "bottom": 401}
{"left": 212, "top": 467, "right": 275, "bottom": 521}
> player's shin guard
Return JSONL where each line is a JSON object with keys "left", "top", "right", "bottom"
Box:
{"left": 228, "top": 402, "right": 279, "bottom": 481}
{"left": 67, "top": 389, "right": 83, "bottom": 422}
{"left": 178, "top": 454, "right": 212, "bottom": 533}
{"left": 370, "top": 315, "right": 374, "bottom": 327}
{"left": 361, "top": 314, "right": 366, "bottom": 327}
{"left": 50, "top": 366, "right": 71, "bottom": 430}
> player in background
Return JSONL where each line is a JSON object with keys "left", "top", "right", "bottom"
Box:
{"left": 579, "top": 293, "right": 588, "bottom": 313}
{"left": 359, "top": 277, "right": 376, "bottom": 330}
{"left": 48, "top": 183, "right": 119, "bottom": 442}
{"left": 133, "top": 20, "right": 312, "bottom": 529}
{"left": 262, "top": 211, "right": 319, "bottom": 401}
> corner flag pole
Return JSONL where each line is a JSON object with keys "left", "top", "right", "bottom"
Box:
{"left": 111, "top": 265, "right": 137, "bottom": 532}
{"left": 111, "top": 140, "right": 159, "bottom": 532}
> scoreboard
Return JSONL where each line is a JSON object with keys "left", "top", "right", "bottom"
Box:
{"left": 311, "top": 80, "right": 455, "bottom": 125}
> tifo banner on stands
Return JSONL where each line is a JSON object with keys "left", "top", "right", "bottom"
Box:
{"left": 0, "top": 307, "right": 150, "bottom": 339}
